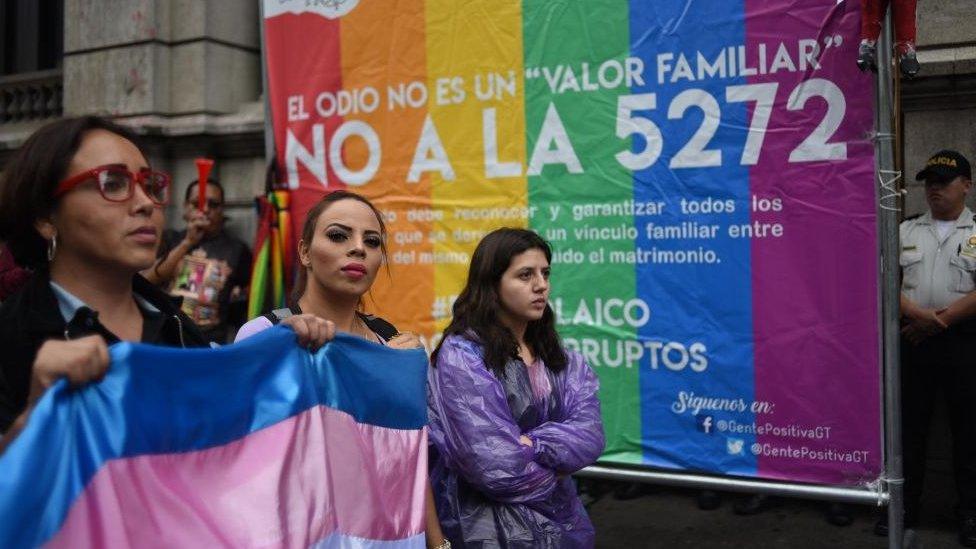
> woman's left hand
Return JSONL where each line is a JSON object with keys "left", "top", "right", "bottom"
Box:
{"left": 281, "top": 314, "right": 335, "bottom": 350}
{"left": 387, "top": 331, "right": 422, "bottom": 350}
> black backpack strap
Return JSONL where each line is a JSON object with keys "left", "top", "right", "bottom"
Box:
{"left": 263, "top": 305, "right": 302, "bottom": 325}
{"left": 265, "top": 307, "right": 398, "bottom": 341}
{"left": 359, "top": 313, "right": 399, "bottom": 342}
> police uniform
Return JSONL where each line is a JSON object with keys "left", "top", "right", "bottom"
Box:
{"left": 900, "top": 208, "right": 976, "bottom": 310}
{"left": 899, "top": 152, "right": 976, "bottom": 530}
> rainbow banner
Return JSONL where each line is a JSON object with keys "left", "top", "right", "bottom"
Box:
{"left": 0, "top": 330, "right": 429, "bottom": 548}
{"left": 263, "top": 0, "right": 881, "bottom": 486}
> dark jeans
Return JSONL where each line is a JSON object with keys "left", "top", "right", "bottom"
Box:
{"left": 901, "top": 328, "right": 976, "bottom": 518}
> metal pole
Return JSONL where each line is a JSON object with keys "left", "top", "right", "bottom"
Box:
{"left": 579, "top": 466, "right": 887, "bottom": 506}
{"left": 258, "top": 0, "right": 275, "bottom": 164}
{"left": 875, "top": 9, "right": 905, "bottom": 549}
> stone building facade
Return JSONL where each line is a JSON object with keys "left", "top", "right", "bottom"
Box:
{"left": 1, "top": 0, "right": 266, "bottom": 244}
{"left": 905, "top": 1, "right": 976, "bottom": 215}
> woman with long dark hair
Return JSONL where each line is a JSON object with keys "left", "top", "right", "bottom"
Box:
{"left": 428, "top": 228, "right": 605, "bottom": 547}
{"left": 235, "top": 190, "right": 449, "bottom": 549}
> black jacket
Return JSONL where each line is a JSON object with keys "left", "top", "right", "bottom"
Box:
{"left": 0, "top": 272, "right": 209, "bottom": 432}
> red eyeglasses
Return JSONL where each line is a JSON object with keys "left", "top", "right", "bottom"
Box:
{"left": 54, "top": 164, "right": 171, "bottom": 205}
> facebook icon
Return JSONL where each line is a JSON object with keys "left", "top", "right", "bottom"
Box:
{"left": 696, "top": 415, "right": 714, "bottom": 434}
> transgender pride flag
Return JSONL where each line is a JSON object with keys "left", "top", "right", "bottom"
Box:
{"left": 0, "top": 329, "right": 429, "bottom": 548}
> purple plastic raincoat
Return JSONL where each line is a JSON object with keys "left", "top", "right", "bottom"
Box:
{"left": 427, "top": 334, "right": 605, "bottom": 548}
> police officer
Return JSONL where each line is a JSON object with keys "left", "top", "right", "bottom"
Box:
{"left": 882, "top": 150, "right": 976, "bottom": 546}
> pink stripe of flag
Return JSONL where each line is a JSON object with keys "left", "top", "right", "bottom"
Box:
{"left": 47, "top": 406, "right": 427, "bottom": 548}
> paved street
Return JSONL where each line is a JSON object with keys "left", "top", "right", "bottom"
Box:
{"left": 588, "top": 415, "right": 961, "bottom": 548}
{"left": 588, "top": 484, "right": 957, "bottom": 548}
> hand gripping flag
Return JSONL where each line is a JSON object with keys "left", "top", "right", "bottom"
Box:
{"left": 0, "top": 329, "right": 429, "bottom": 548}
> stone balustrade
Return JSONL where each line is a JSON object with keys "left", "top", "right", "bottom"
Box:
{"left": 0, "top": 69, "right": 63, "bottom": 123}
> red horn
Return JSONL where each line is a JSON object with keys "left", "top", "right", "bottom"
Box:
{"left": 195, "top": 158, "right": 215, "bottom": 211}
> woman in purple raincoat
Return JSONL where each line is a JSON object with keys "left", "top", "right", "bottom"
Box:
{"left": 428, "top": 228, "right": 605, "bottom": 548}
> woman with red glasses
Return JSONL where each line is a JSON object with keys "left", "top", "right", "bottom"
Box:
{"left": 0, "top": 116, "right": 332, "bottom": 450}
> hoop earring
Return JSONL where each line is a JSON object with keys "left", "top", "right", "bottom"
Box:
{"left": 47, "top": 235, "right": 57, "bottom": 262}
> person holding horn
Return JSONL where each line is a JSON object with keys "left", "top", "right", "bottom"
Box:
{"left": 146, "top": 169, "right": 252, "bottom": 343}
